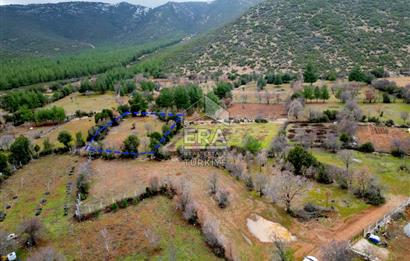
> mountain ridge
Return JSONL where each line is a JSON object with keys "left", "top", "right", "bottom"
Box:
{"left": 0, "top": 0, "right": 262, "bottom": 56}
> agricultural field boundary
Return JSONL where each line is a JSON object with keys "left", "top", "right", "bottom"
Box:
{"left": 85, "top": 111, "right": 183, "bottom": 156}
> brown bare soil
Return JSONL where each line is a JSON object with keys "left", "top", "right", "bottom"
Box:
{"left": 227, "top": 103, "right": 286, "bottom": 120}
{"left": 295, "top": 195, "right": 407, "bottom": 259}
{"left": 356, "top": 125, "right": 410, "bottom": 153}
{"left": 85, "top": 159, "right": 292, "bottom": 260}
{"left": 384, "top": 76, "right": 410, "bottom": 87}
{"left": 287, "top": 123, "right": 337, "bottom": 147}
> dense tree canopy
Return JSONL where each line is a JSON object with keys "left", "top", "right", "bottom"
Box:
{"left": 10, "top": 136, "right": 32, "bottom": 166}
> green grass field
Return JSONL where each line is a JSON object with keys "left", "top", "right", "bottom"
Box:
{"left": 45, "top": 92, "right": 126, "bottom": 115}
{"left": 0, "top": 156, "right": 219, "bottom": 260}
{"left": 176, "top": 122, "right": 281, "bottom": 149}
{"left": 311, "top": 149, "right": 410, "bottom": 196}
{"left": 303, "top": 182, "right": 369, "bottom": 218}
{"left": 34, "top": 118, "right": 95, "bottom": 149}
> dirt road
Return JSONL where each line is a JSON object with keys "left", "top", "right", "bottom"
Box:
{"left": 295, "top": 195, "right": 408, "bottom": 259}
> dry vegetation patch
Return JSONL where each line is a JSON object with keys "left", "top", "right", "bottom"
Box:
{"left": 356, "top": 125, "right": 410, "bottom": 153}
{"left": 227, "top": 103, "right": 286, "bottom": 120}
{"left": 84, "top": 159, "right": 292, "bottom": 260}
{"left": 45, "top": 92, "right": 126, "bottom": 115}
{"left": 384, "top": 76, "right": 410, "bottom": 87}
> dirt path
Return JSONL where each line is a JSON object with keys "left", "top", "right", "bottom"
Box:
{"left": 302, "top": 195, "right": 407, "bottom": 258}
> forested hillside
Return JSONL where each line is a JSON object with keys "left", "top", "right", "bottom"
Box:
{"left": 163, "top": 0, "right": 410, "bottom": 74}
{"left": 0, "top": 40, "right": 177, "bottom": 90}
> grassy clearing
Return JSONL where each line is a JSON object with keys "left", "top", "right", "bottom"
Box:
{"left": 34, "top": 118, "right": 94, "bottom": 149}
{"left": 232, "top": 83, "right": 292, "bottom": 103}
{"left": 305, "top": 100, "right": 410, "bottom": 123}
{"left": 86, "top": 159, "right": 293, "bottom": 260}
{"left": 62, "top": 196, "right": 222, "bottom": 260}
{"left": 303, "top": 183, "right": 369, "bottom": 218}
{"left": 0, "top": 155, "right": 79, "bottom": 234}
{"left": 103, "top": 117, "right": 163, "bottom": 151}
{"left": 176, "top": 122, "right": 281, "bottom": 149}
{"left": 46, "top": 92, "right": 126, "bottom": 115}
{"left": 311, "top": 149, "right": 410, "bottom": 196}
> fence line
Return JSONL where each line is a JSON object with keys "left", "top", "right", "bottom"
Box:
{"left": 363, "top": 197, "right": 410, "bottom": 237}
{"left": 347, "top": 197, "right": 410, "bottom": 261}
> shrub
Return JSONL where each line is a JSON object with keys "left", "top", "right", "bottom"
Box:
{"left": 286, "top": 146, "right": 317, "bottom": 176}
{"left": 336, "top": 174, "right": 348, "bottom": 190}
{"left": 315, "top": 165, "right": 333, "bottom": 184}
{"left": 10, "top": 135, "right": 32, "bottom": 166}
{"left": 118, "top": 199, "right": 128, "bottom": 209}
{"left": 122, "top": 135, "right": 139, "bottom": 158}
{"left": 244, "top": 175, "right": 254, "bottom": 191}
{"left": 110, "top": 203, "right": 119, "bottom": 212}
{"left": 215, "top": 189, "right": 230, "bottom": 209}
{"left": 242, "top": 135, "right": 262, "bottom": 154}
{"left": 391, "top": 148, "right": 405, "bottom": 158}
{"left": 358, "top": 142, "right": 375, "bottom": 153}
{"left": 57, "top": 130, "right": 72, "bottom": 150}
{"left": 382, "top": 93, "right": 391, "bottom": 103}
{"left": 364, "top": 182, "right": 385, "bottom": 205}
{"left": 385, "top": 119, "right": 395, "bottom": 127}
{"left": 323, "top": 110, "right": 338, "bottom": 121}
{"left": 76, "top": 173, "right": 90, "bottom": 200}
{"left": 255, "top": 118, "right": 268, "bottom": 123}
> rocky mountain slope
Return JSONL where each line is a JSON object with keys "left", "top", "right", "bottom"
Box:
{"left": 164, "top": 0, "right": 410, "bottom": 74}
{"left": 0, "top": 0, "right": 262, "bottom": 55}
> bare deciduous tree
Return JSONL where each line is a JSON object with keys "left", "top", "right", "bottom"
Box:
{"left": 99, "top": 228, "right": 111, "bottom": 259}
{"left": 364, "top": 89, "right": 376, "bottom": 103}
{"left": 290, "top": 80, "right": 303, "bottom": 92}
{"left": 270, "top": 134, "right": 288, "bottom": 158}
{"left": 321, "top": 240, "right": 353, "bottom": 261}
{"left": 208, "top": 173, "right": 218, "bottom": 195}
{"left": 202, "top": 219, "right": 225, "bottom": 258}
{"left": 338, "top": 150, "right": 353, "bottom": 187}
{"left": 254, "top": 173, "right": 268, "bottom": 197}
{"left": 18, "top": 218, "right": 46, "bottom": 247}
{"left": 265, "top": 90, "right": 272, "bottom": 104}
{"left": 400, "top": 111, "right": 409, "bottom": 125}
{"left": 337, "top": 116, "right": 357, "bottom": 138}
{"left": 144, "top": 123, "right": 153, "bottom": 135}
{"left": 241, "top": 93, "right": 248, "bottom": 108}
{"left": 324, "top": 133, "right": 341, "bottom": 152}
{"left": 353, "top": 167, "right": 372, "bottom": 197}
{"left": 148, "top": 176, "right": 160, "bottom": 193}
{"left": 287, "top": 99, "right": 304, "bottom": 120}
{"left": 27, "top": 247, "right": 66, "bottom": 261}
{"left": 144, "top": 228, "right": 161, "bottom": 251}
{"left": 215, "top": 188, "right": 230, "bottom": 208}
{"left": 267, "top": 172, "right": 308, "bottom": 213}
{"left": 256, "top": 150, "right": 267, "bottom": 172}
{"left": 271, "top": 236, "right": 291, "bottom": 261}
